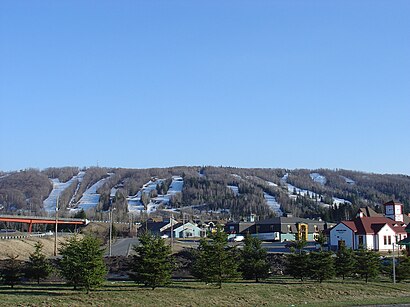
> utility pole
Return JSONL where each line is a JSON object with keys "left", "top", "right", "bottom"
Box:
{"left": 109, "top": 208, "right": 115, "bottom": 257}
{"left": 54, "top": 197, "right": 59, "bottom": 256}
{"left": 170, "top": 214, "right": 174, "bottom": 251}
{"left": 392, "top": 242, "right": 396, "bottom": 284}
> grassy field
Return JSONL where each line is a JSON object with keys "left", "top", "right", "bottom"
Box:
{"left": 1, "top": 278, "right": 410, "bottom": 307}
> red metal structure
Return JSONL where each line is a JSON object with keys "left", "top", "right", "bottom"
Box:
{"left": 0, "top": 215, "right": 89, "bottom": 233}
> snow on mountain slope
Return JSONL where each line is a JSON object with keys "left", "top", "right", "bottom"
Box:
{"left": 310, "top": 173, "right": 327, "bottom": 186}
{"left": 71, "top": 173, "right": 114, "bottom": 212}
{"left": 128, "top": 176, "right": 184, "bottom": 214}
{"left": 340, "top": 175, "right": 355, "bottom": 185}
{"left": 281, "top": 173, "right": 351, "bottom": 207}
{"left": 264, "top": 192, "right": 283, "bottom": 216}
{"left": 227, "top": 185, "right": 239, "bottom": 196}
{"left": 43, "top": 171, "right": 85, "bottom": 213}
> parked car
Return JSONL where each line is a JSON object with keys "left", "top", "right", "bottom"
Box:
{"left": 233, "top": 235, "right": 245, "bottom": 242}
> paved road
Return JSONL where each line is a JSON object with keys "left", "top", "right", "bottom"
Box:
{"left": 107, "top": 237, "right": 139, "bottom": 256}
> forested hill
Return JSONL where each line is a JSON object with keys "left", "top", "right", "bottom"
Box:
{"left": 0, "top": 166, "right": 409, "bottom": 223}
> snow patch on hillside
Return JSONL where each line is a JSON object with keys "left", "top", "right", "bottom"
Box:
{"left": 227, "top": 185, "right": 239, "bottom": 196}
{"left": 267, "top": 181, "right": 278, "bottom": 187}
{"left": 340, "top": 175, "right": 355, "bottom": 185}
{"left": 71, "top": 173, "right": 114, "bottom": 212}
{"left": 281, "top": 173, "right": 351, "bottom": 207}
{"left": 43, "top": 171, "right": 85, "bottom": 213}
{"left": 264, "top": 192, "right": 283, "bottom": 216}
{"left": 333, "top": 197, "right": 352, "bottom": 206}
{"left": 128, "top": 176, "right": 184, "bottom": 214}
{"left": 310, "top": 173, "right": 327, "bottom": 186}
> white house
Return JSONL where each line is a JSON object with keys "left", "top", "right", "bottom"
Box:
{"left": 329, "top": 201, "right": 408, "bottom": 251}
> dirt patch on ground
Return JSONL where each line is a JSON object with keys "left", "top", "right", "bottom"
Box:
{"left": 0, "top": 235, "right": 79, "bottom": 260}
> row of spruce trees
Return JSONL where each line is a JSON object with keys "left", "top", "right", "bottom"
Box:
{"left": 1, "top": 229, "right": 410, "bottom": 292}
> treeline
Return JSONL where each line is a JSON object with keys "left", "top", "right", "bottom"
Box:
{"left": 0, "top": 169, "right": 52, "bottom": 214}
{"left": 42, "top": 167, "right": 79, "bottom": 183}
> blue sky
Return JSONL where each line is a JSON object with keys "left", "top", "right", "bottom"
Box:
{"left": 1, "top": 1, "right": 409, "bottom": 174}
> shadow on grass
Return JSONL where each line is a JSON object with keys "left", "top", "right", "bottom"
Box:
{"left": 0, "top": 290, "right": 68, "bottom": 296}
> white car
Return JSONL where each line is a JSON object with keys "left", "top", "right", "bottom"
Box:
{"left": 233, "top": 235, "right": 245, "bottom": 242}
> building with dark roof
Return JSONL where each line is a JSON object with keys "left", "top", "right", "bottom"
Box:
{"left": 224, "top": 216, "right": 325, "bottom": 242}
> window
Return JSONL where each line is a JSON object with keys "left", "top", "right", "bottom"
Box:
{"left": 358, "top": 236, "right": 364, "bottom": 246}
{"left": 384, "top": 236, "right": 387, "bottom": 245}
{"left": 388, "top": 236, "right": 392, "bottom": 245}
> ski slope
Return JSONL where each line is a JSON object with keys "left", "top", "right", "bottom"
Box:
{"left": 71, "top": 173, "right": 114, "bottom": 212}
{"left": 264, "top": 192, "right": 283, "bottom": 216}
{"left": 43, "top": 171, "right": 85, "bottom": 213}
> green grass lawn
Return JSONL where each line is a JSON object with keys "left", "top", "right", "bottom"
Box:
{"left": 1, "top": 278, "right": 409, "bottom": 306}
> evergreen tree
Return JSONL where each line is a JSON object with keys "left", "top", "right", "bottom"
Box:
{"left": 59, "top": 235, "right": 107, "bottom": 293}
{"left": 308, "top": 251, "right": 335, "bottom": 283}
{"left": 192, "top": 226, "right": 239, "bottom": 288}
{"left": 1, "top": 255, "right": 23, "bottom": 288}
{"left": 129, "top": 232, "right": 173, "bottom": 289}
{"left": 335, "top": 246, "right": 356, "bottom": 280}
{"left": 25, "top": 242, "right": 53, "bottom": 284}
{"left": 73, "top": 209, "right": 87, "bottom": 219}
{"left": 354, "top": 248, "right": 380, "bottom": 283}
{"left": 286, "top": 252, "right": 309, "bottom": 281}
{"left": 240, "top": 236, "right": 270, "bottom": 282}
{"left": 314, "top": 232, "right": 326, "bottom": 251}
{"left": 396, "top": 255, "right": 410, "bottom": 282}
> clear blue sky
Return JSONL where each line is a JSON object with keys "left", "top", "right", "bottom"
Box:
{"left": 1, "top": 1, "right": 409, "bottom": 174}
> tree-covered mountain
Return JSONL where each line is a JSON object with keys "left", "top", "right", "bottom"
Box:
{"left": 0, "top": 166, "right": 409, "bottom": 223}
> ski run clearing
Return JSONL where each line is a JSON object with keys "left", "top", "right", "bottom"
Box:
{"left": 72, "top": 173, "right": 115, "bottom": 212}
{"left": 128, "top": 176, "right": 184, "bottom": 214}
{"left": 43, "top": 171, "right": 85, "bottom": 213}
{"left": 281, "top": 173, "right": 351, "bottom": 207}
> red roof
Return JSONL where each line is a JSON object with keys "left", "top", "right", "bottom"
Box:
{"left": 340, "top": 216, "right": 407, "bottom": 235}
{"left": 341, "top": 221, "right": 357, "bottom": 232}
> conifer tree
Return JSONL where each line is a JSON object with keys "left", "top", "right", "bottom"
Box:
{"left": 59, "top": 235, "right": 107, "bottom": 293}
{"left": 1, "top": 255, "right": 23, "bottom": 288}
{"left": 396, "top": 255, "right": 410, "bottom": 282}
{"left": 335, "top": 246, "right": 356, "bottom": 280}
{"left": 129, "top": 232, "right": 173, "bottom": 289}
{"left": 354, "top": 247, "right": 380, "bottom": 283}
{"left": 25, "top": 242, "right": 53, "bottom": 284}
{"left": 286, "top": 251, "right": 309, "bottom": 281}
{"left": 314, "top": 232, "right": 327, "bottom": 251}
{"left": 308, "top": 251, "right": 335, "bottom": 283}
{"left": 192, "top": 226, "right": 239, "bottom": 288}
{"left": 240, "top": 236, "right": 270, "bottom": 282}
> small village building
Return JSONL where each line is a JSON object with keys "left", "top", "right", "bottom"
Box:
{"left": 254, "top": 216, "right": 325, "bottom": 242}
{"left": 171, "top": 222, "right": 204, "bottom": 238}
{"left": 224, "top": 216, "right": 325, "bottom": 242}
{"left": 329, "top": 201, "right": 408, "bottom": 251}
